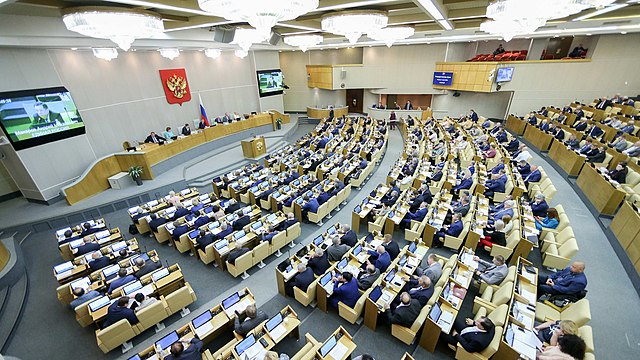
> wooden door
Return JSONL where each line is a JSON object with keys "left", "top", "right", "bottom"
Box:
{"left": 346, "top": 89, "right": 364, "bottom": 114}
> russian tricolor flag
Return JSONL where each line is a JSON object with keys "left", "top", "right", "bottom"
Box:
{"left": 199, "top": 93, "right": 209, "bottom": 126}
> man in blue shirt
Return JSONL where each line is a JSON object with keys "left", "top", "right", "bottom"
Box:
{"left": 102, "top": 297, "right": 138, "bottom": 328}
{"left": 538, "top": 262, "right": 587, "bottom": 297}
{"left": 452, "top": 171, "right": 473, "bottom": 192}
{"left": 261, "top": 226, "right": 278, "bottom": 244}
{"left": 329, "top": 272, "right": 360, "bottom": 308}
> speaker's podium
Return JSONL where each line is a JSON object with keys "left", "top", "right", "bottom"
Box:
{"left": 241, "top": 136, "right": 267, "bottom": 159}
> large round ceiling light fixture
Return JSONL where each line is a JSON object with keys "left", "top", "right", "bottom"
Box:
{"left": 284, "top": 34, "right": 323, "bottom": 52}
{"left": 322, "top": 10, "right": 388, "bottom": 44}
{"left": 368, "top": 26, "right": 415, "bottom": 47}
{"left": 62, "top": 7, "right": 164, "bottom": 51}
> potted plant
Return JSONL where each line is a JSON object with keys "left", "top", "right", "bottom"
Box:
{"left": 128, "top": 165, "right": 143, "bottom": 186}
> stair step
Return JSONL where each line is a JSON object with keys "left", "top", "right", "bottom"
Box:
{"left": 0, "top": 287, "right": 9, "bottom": 315}
{"left": 0, "top": 271, "right": 28, "bottom": 353}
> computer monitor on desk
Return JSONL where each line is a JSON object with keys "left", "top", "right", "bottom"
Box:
{"left": 222, "top": 292, "right": 240, "bottom": 310}
{"left": 192, "top": 310, "right": 213, "bottom": 329}
{"left": 235, "top": 333, "right": 256, "bottom": 356}
{"left": 156, "top": 331, "right": 179, "bottom": 352}
{"left": 265, "top": 313, "right": 283, "bottom": 332}
{"left": 320, "top": 335, "right": 338, "bottom": 357}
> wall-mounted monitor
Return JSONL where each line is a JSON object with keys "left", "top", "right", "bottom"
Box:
{"left": 433, "top": 72, "right": 454, "bottom": 86}
{"left": 257, "top": 69, "right": 284, "bottom": 97}
{"left": 0, "top": 86, "right": 85, "bottom": 151}
{"left": 496, "top": 67, "right": 514, "bottom": 83}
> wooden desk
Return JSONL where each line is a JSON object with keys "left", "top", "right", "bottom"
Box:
{"left": 307, "top": 106, "right": 349, "bottom": 119}
{"left": 420, "top": 300, "right": 458, "bottom": 352}
{"left": 548, "top": 140, "right": 585, "bottom": 176}
{"left": 610, "top": 201, "right": 640, "bottom": 274}
{"left": 523, "top": 125, "right": 553, "bottom": 152}
{"left": 316, "top": 326, "right": 356, "bottom": 360}
{"left": 505, "top": 115, "right": 527, "bottom": 136}
{"left": 576, "top": 164, "right": 625, "bottom": 216}
{"left": 63, "top": 113, "right": 272, "bottom": 205}
{"left": 241, "top": 136, "right": 267, "bottom": 159}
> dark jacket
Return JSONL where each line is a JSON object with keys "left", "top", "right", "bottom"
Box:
{"left": 234, "top": 311, "right": 268, "bottom": 337}
{"left": 76, "top": 242, "right": 101, "bottom": 256}
{"left": 227, "top": 248, "right": 251, "bottom": 264}
{"left": 308, "top": 254, "right": 331, "bottom": 275}
{"left": 89, "top": 256, "right": 110, "bottom": 271}
{"left": 233, "top": 215, "right": 250, "bottom": 231}
{"left": 456, "top": 326, "right": 495, "bottom": 353}
{"left": 135, "top": 261, "right": 161, "bottom": 278}
{"left": 164, "top": 338, "right": 203, "bottom": 360}
{"left": 102, "top": 302, "right": 138, "bottom": 328}
{"left": 383, "top": 241, "right": 400, "bottom": 260}
{"left": 341, "top": 230, "right": 358, "bottom": 247}
{"left": 294, "top": 268, "right": 315, "bottom": 291}
{"left": 149, "top": 217, "right": 168, "bottom": 233}
{"left": 387, "top": 298, "right": 421, "bottom": 327}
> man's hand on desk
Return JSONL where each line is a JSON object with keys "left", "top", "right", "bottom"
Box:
{"left": 546, "top": 278, "right": 554, "bottom": 286}
{"left": 383, "top": 302, "right": 390, "bottom": 310}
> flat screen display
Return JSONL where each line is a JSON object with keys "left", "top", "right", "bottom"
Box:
{"left": 0, "top": 86, "right": 85, "bottom": 150}
{"left": 496, "top": 67, "right": 514, "bottom": 82}
{"left": 433, "top": 72, "right": 454, "bottom": 86}
{"left": 257, "top": 69, "right": 284, "bottom": 97}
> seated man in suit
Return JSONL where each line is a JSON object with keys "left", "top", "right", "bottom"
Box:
{"left": 164, "top": 338, "right": 203, "bottom": 360}
{"left": 400, "top": 202, "right": 428, "bottom": 229}
{"left": 225, "top": 199, "right": 241, "bottom": 214}
{"left": 402, "top": 275, "right": 434, "bottom": 307}
{"left": 328, "top": 272, "right": 359, "bottom": 309}
{"left": 80, "top": 222, "right": 101, "bottom": 236}
{"left": 564, "top": 134, "right": 580, "bottom": 150}
{"left": 586, "top": 146, "right": 606, "bottom": 163}
{"left": 623, "top": 141, "right": 640, "bottom": 157}
{"left": 440, "top": 316, "right": 495, "bottom": 353}
{"left": 367, "top": 245, "right": 391, "bottom": 273}
{"left": 416, "top": 253, "right": 443, "bottom": 285}
{"left": 69, "top": 287, "right": 102, "bottom": 310}
{"left": 307, "top": 248, "right": 331, "bottom": 275}
{"left": 214, "top": 222, "right": 233, "bottom": 241}
{"left": 234, "top": 304, "right": 268, "bottom": 337}
{"left": 326, "top": 237, "right": 349, "bottom": 261}
{"left": 316, "top": 190, "right": 331, "bottom": 205}
{"left": 131, "top": 208, "right": 148, "bottom": 225}
{"left": 88, "top": 251, "right": 110, "bottom": 271}
{"left": 172, "top": 220, "right": 189, "bottom": 241}
{"left": 357, "top": 264, "right": 380, "bottom": 291}
{"left": 483, "top": 176, "right": 506, "bottom": 198}
{"left": 226, "top": 247, "right": 251, "bottom": 265}
{"left": 75, "top": 237, "right": 100, "bottom": 256}
{"left": 172, "top": 203, "right": 189, "bottom": 221}
{"left": 433, "top": 212, "right": 463, "bottom": 248}
{"left": 452, "top": 171, "right": 473, "bottom": 192}
{"left": 196, "top": 229, "right": 215, "bottom": 251}
{"left": 516, "top": 160, "right": 531, "bottom": 177}
{"left": 382, "top": 234, "right": 400, "bottom": 260}
{"left": 102, "top": 296, "right": 139, "bottom": 328}
{"left": 473, "top": 255, "right": 508, "bottom": 285}
{"left": 134, "top": 257, "right": 161, "bottom": 278}
{"left": 338, "top": 224, "right": 358, "bottom": 247}
{"left": 148, "top": 214, "right": 168, "bottom": 233}
{"left": 285, "top": 263, "right": 315, "bottom": 296}
{"left": 144, "top": 131, "right": 166, "bottom": 144}
{"left": 530, "top": 193, "right": 549, "bottom": 217}
{"left": 538, "top": 261, "right": 587, "bottom": 299}
{"left": 585, "top": 124, "right": 604, "bottom": 140}
{"left": 232, "top": 214, "right": 250, "bottom": 231}
{"left": 523, "top": 165, "right": 542, "bottom": 187}
{"left": 301, "top": 195, "right": 320, "bottom": 221}
{"left": 261, "top": 226, "right": 278, "bottom": 244}
{"left": 384, "top": 292, "right": 421, "bottom": 327}
{"left": 381, "top": 190, "right": 400, "bottom": 207}
{"left": 108, "top": 269, "right": 136, "bottom": 294}
{"left": 277, "top": 212, "right": 298, "bottom": 232}
{"left": 192, "top": 210, "right": 210, "bottom": 228}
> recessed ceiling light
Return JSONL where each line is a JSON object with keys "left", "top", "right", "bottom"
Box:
{"left": 71, "top": 47, "right": 77, "bottom": 50}
{"left": 586, "top": 33, "right": 592, "bottom": 36}
{"left": 621, "top": 31, "right": 628, "bottom": 34}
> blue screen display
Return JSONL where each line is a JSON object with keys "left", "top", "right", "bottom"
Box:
{"left": 433, "top": 72, "right": 454, "bottom": 86}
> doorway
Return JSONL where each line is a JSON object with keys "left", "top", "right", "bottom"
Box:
{"left": 346, "top": 89, "right": 363, "bottom": 114}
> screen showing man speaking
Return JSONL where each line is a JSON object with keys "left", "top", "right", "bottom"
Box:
{"left": 0, "top": 86, "right": 86, "bottom": 150}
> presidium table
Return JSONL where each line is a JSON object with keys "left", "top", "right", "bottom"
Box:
{"left": 62, "top": 111, "right": 289, "bottom": 205}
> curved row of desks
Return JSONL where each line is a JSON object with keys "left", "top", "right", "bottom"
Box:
{"left": 62, "top": 111, "right": 289, "bottom": 205}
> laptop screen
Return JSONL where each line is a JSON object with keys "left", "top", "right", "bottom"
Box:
{"left": 180, "top": 188, "right": 191, "bottom": 195}
{"left": 54, "top": 261, "right": 74, "bottom": 274}
{"left": 110, "top": 241, "right": 127, "bottom": 252}
{"left": 70, "top": 277, "right": 90, "bottom": 291}
{"left": 122, "top": 281, "right": 143, "bottom": 295}
{"left": 233, "top": 230, "right": 246, "bottom": 240}
{"left": 127, "top": 355, "right": 141, "bottom": 360}
{"left": 188, "top": 230, "right": 200, "bottom": 240}
{"left": 102, "top": 264, "right": 120, "bottom": 278}
{"left": 337, "top": 258, "right": 348, "bottom": 270}
{"left": 208, "top": 221, "right": 220, "bottom": 230}
{"left": 429, "top": 302, "right": 442, "bottom": 322}
{"left": 354, "top": 206, "right": 361, "bottom": 213}
{"left": 147, "top": 200, "right": 159, "bottom": 207}
{"left": 192, "top": 310, "right": 213, "bottom": 328}
{"left": 320, "top": 335, "right": 337, "bottom": 357}
{"left": 95, "top": 230, "right": 110, "bottom": 239}
{"left": 151, "top": 268, "right": 170, "bottom": 282}
{"left": 251, "top": 221, "right": 263, "bottom": 230}
{"left": 327, "top": 226, "right": 336, "bottom": 235}
{"left": 222, "top": 293, "right": 240, "bottom": 309}
{"left": 88, "top": 296, "right": 110, "bottom": 312}
{"left": 156, "top": 331, "right": 179, "bottom": 351}
{"left": 69, "top": 239, "right": 84, "bottom": 249}
{"left": 385, "top": 269, "right": 396, "bottom": 282}
{"left": 398, "top": 256, "right": 407, "bottom": 267}
{"left": 215, "top": 240, "right": 228, "bottom": 250}
{"left": 369, "top": 286, "right": 382, "bottom": 302}
{"left": 408, "top": 242, "right": 417, "bottom": 253}
{"left": 353, "top": 245, "right": 362, "bottom": 256}
{"left": 313, "top": 235, "right": 324, "bottom": 246}
{"left": 320, "top": 272, "right": 332, "bottom": 286}
{"left": 235, "top": 334, "right": 256, "bottom": 355}
{"left": 267, "top": 213, "right": 277, "bottom": 223}
{"left": 129, "top": 253, "right": 149, "bottom": 266}
{"left": 265, "top": 313, "right": 283, "bottom": 332}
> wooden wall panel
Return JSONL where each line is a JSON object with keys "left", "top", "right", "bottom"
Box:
{"left": 306, "top": 65, "right": 333, "bottom": 89}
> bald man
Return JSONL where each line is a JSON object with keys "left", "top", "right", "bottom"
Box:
{"left": 538, "top": 261, "right": 587, "bottom": 298}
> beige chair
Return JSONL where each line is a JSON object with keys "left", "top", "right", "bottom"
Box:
{"left": 226, "top": 250, "right": 253, "bottom": 278}
{"left": 444, "top": 223, "right": 470, "bottom": 251}
{"left": 286, "top": 222, "right": 301, "bottom": 244}
{"left": 294, "top": 278, "right": 319, "bottom": 306}
{"left": 198, "top": 243, "right": 216, "bottom": 265}
{"left": 339, "top": 287, "right": 371, "bottom": 324}
{"left": 291, "top": 334, "right": 321, "bottom": 360}
{"left": 95, "top": 319, "right": 137, "bottom": 353}
{"left": 436, "top": 267, "right": 453, "bottom": 289}
{"left": 535, "top": 299, "right": 591, "bottom": 327}
{"left": 579, "top": 325, "right": 595, "bottom": 353}
{"left": 175, "top": 233, "right": 193, "bottom": 254}
{"left": 252, "top": 241, "right": 270, "bottom": 268}
{"left": 163, "top": 283, "right": 197, "bottom": 315}
{"left": 488, "top": 231, "right": 520, "bottom": 259}
{"left": 542, "top": 237, "right": 579, "bottom": 270}
{"left": 541, "top": 226, "right": 574, "bottom": 250}
{"left": 474, "top": 303, "right": 509, "bottom": 328}
{"left": 391, "top": 304, "right": 432, "bottom": 345}
{"left": 540, "top": 213, "right": 570, "bottom": 239}
{"left": 307, "top": 202, "right": 328, "bottom": 226}
{"left": 134, "top": 300, "right": 169, "bottom": 332}
{"left": 473, "top": 281, "right": 513, "bottom": 314}
{"left": 368, "top": 215, "right": 385, "bottom": 233}
{"left": 74, "top": 302, "right": 95, "bottom": 328}
{"left": 269, "top": 231, "right": 288, "bottom": 256}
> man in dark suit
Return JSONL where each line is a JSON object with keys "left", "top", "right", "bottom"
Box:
{"left": 80, "top": 222, "right": 101, "bottom": 236}
{"left": 148, "top": 214, "right": 168, "bottom": 233}
{"left": 172, "top": 220, "right": 188, "bottom": 241}
{"left": 382, "top": 234, "right": 400, "bottom": 260}
{"left": 144, "top": 131, "right": 166, "bottom": 144}
{"left": 277, "top": 212, "right": 298, "bottom": 231}
{"left": 564, "top": 134, "right": 580, "bottom": 149}
{"left": 192, "top": 210, "right": 210, "bottom": 228}
{"left": 404, "top": 100, "right": 413, "bottom": 110}
{"left": 441, "top": 316, "right": 495, "bottom": 353}
{"left": 134, "top": 258, "right": 161, "bottom": 278}
{"left": 31, "top": 102, "right": 64, "bottom": 128}
{"left": 225, "top": 199, "right": 240, "bottom": 214}
{"left": 307, "top": 249, "right": 331, "bottom": 275}
{"left": 108, "top": 269, "right": 137, "bottom": 294}
{"left": 132, "top": 208, "right": 147, "bottom": 225}
{"left": 339, "top": 224, "right": 358, "bottom": 247}
{"left": 595, "top": 97, "right": 612, "bottom": 110}
{"left": 301, "top": 195, "right": 320, "bottom": 220}
{"left": 102, "top": 297, "right": 139, "bottom": 328}
{"left": 400, "top": 202, "right": 428, "bottom": 229}
{"left": 574, "top": 106, "right": 585, "bottom": 119}
{"left": 329, "top": 272, "right": 359, "bottom": 308}
{"left": 469, "top": 109, "right": 479, "bottom": 122}
{"left": 587, "top": 146, "right": 606, "bottom": 163}
{"left": 88, "top": 252, "right": 110, "bottom": 271}
{"left": 405, "top": 275, "right": 434, "bottom": 307}
{"left": 261, "top": 226, "right": 278, "bottom": 244}
{"left": 286, "top": 263, "right": 315, "bottom": 296}
{"left": 433, "top": 213, "right": 463, "bottom": 248}
{"left": 317, "top": 191, "right": 331, "bottom": 205}
{"left": 227, "top": 247, "right": 250, "bottom": 265}
{"left": 75, "top": 237, "right": 100, "bottom": 256}
{"left": 523, "top": 166, "right": 542, "bottom": 186}
{"left": 234, "top": 304, "right": 268, "bottom": 337}
{"left": 452, "top": 172, "right": 473, "bottom": 192}
{"left": 381, "top": 190, "right": 400, "bottom": 206}
{"left": 574, "top": 119, "right": 588, "bottom": 131}
{"left": 367, "top": 246, "right": 391, "bottom": 273}
{"left": 484, "top": 177, "right": 506, "bottom": 198}
{"left": 165, "top": 338, "right": 203, "bottom": 360}
{"left": 530, "top": 193, "right": 549, "bottom": 217}
{"left": 357, "top": 264, "right": 380, "bottom": 290}
{"left": 196, "top": 230, "right": 215, "bottom": 250}
{"left": 384, "top": 292, "right": 421, "bottom": 327}
{"left": 214, "top": 223, "right": 233, "bottom": 240}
